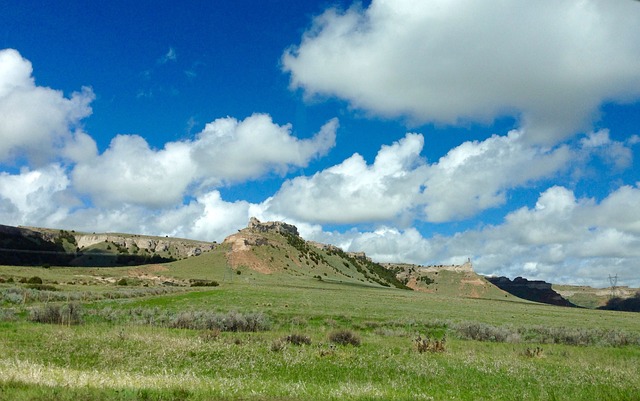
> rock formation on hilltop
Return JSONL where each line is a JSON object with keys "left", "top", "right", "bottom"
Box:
{"left": 247, "top": 217, "right": 299, "bottom": 236}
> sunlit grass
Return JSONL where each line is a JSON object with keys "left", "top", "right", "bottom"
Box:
{"left": 1, "top": 263, "right": 640, "bottom": 400}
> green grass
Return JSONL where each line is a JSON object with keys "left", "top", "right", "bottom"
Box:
{"left": 1, "top": 263, "right": 640, "bottom": 400}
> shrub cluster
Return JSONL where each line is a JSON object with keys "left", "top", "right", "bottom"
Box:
{"left": 19, "top": 276, "right": 43, "bottom": 284}
{"left": 0, "top": 286, "right": 185, "bottom": 304}
{"left": 524, "top": 346, "right": 543, "bottom": 358}
{"left": 29, "top": 303, "right": 83, "bottom": 325}
{"left": 284, "top": 333, "right": 312, "bottom": 345}
{"left": 25, "top": 284, "right": 58, "bottom": 291}
{"left": 454, "top": 322, "right": 517, "bottom": 343}
{"left": 168, "top": 310, "right": 271, "bottom": 332}
{"left": 190, "top": 280, "right": 220, "bottom": 287}
{"left": 329, "top": 329, "right": 361, "bottom": 346}
{"left": 0, "top": 308, "right": 16, "bottom": 321}
{"left": 452, "top": 321, "right": 640, "bottom": 347}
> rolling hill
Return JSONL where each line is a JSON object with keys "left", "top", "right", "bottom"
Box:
{"left": 3, "top": 218, "right": 633, "bottom": 307}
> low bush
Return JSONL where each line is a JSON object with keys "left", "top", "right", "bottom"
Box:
{"left": 0, "top": 308, "right": 16, "bottom": 321}
{"left": 270, "top": 339, "right": 286, "bottom": 352}
{"left": 168, "top": 310, "right": 271, "bottom": 332}
{"left": 452, "top": 321, "right": 640, "bottom": 347}
{"left": 29, "top": 303, "right": 83, "bottom": 325}
{"left": 190, "top": 280, "right": 220, "bottom": 287}
{"left": 454, "top": 322, "right": 514, "bottom": 342}
{"left": 329, "top": 329, "right": 361, "bottom": 346}
{"left": 284, "top": 333, "right": 312, "bottom": 346}
{"left": 2, "top": 288, "right": 24, "bottom": 304}
{"left": 25, "top": 284, "right": 58, "bottom": 291}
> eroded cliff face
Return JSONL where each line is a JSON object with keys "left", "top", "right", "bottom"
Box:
{"left": 1, "top": 224, "right": 216, "bottom": 266}
{"left": 486, "top": 276, "right": 577, "bottom": 307}
{"left": 74, "top": 234, "right": 214, "bottom": 258}
{"left": 222, "top": 218, "right": 296, "bottom": 274}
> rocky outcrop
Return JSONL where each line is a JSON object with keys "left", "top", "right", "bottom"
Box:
{"left": 247, "top": 217, "right": 299, "bottom": 236}
{"left": 384, "top": 259, "right": 474, "bottom": 274}
{"left": 74, "top": 234, "right": 214, "bottom": 258}
{"left": 0, "top": 224, "right": 216, "bottom": 266}
{"left": 486, "top": 276, "right": 576, "bottom": 307}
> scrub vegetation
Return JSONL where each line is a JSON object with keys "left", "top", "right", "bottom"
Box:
{"left": 1, "top": 224, "right": 639, "bottom": 400}
{"left": 1, "top": 262, "right": 639, "bottom": 401}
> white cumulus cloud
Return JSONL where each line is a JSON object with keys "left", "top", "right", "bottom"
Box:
{"left": 422, "top": 130, "right": 572, "bottom": 221}
{"left": 0, "top": 48, "right": 95, "bottom": 165}
{"left": 331, "top": 184, "right": 640, "bottom": 287}
{"left": 72, "top": 114, "right": 337, "bottom": 208}
{"left": 283, "top": 0, "right": 640, "bottom": 143}
{"left": 266, "top": 128, "right": 580, "bottom": 224}
{"left": 0, "top": 164, "right": 74, "bottom": 227}
{"left": 192, "top": 114, "right": 337, "bottom": 186}
{"left": 265, "top": 133, "right": 426, "bottom": 223}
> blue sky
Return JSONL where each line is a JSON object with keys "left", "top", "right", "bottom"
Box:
{"left": 1, "top": 0, "right": 640, "bottom": 287}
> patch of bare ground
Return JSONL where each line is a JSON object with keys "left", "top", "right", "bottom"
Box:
{"left": 224, "top": 233, "right": 274, "bottom": 274}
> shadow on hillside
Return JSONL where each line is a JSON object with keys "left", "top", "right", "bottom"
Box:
{"left": 599, "top": 293, "right": 640, "bottom": 312}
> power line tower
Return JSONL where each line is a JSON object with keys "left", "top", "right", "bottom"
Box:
{"left": 608, "top": 274, "right": 619, "bottom": 299}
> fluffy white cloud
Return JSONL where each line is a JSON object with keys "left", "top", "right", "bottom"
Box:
{"left": 191, "top": 114, "right": 337, "bottom": 186}
{"left": 266, "top": 129, "right": 576, "bottom": 224}
{"left": 265, "top": 133, "right": 426, "bottom": 223}
{"left": 72, "top": 135, "right": 196, "bottom": 208}
{"left": 0, "top": 49, "right": 95, "bottom": 165}
{"left": 478, "top": 185, "right": 640, "bottom": 285}
{"left": 335, "top": 185, "right": 640, "bottom": 287}
{"left": 422, "top": 130, "right": 572, "bottom": 221}
{"left": 283, "top": 0, "right": 640, "bottom": 143}
{"left": 0, "top": 165, "right": 74, "bottom": 227}
{"left": 60, "top": 190, "right": 254, "bottom": 242}
{"left": 72, "top": 114, "right": 338, "bottom": 208}
{"left": 578, "top": 129, "right": 635, "bottom": 171}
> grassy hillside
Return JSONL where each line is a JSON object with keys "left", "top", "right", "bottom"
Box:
{"left": 1, "top": 260, "right": 640, "bottom": 400}
{"left": 217, "top": 226, "right": 410, "bottom": 290}
{"left": 1, "top": 221, "right": 639, "bottom": 399}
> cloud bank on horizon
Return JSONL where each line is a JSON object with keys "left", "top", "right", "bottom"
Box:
{"left": 1, "top": 0, "right": 640, "bottom": 287}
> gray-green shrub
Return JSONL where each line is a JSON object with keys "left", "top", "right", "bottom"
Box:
{"left": 329, "top": 329, "right": 361, "bottom": 346}
{"left": 29, "top": 303, "right": 83, "bottom": 325}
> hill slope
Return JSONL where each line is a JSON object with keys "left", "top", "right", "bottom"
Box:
{"left": 384, "top": 260, "right": 515, "bottom": 300}
{"left": 0, "top": 224, "right": 215, "bottom": 267}
{"left": 217, "top": 218, "right": 410, "bottom": 289}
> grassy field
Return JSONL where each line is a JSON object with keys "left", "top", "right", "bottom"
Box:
{"left": 1, "top": 263, "right": 640, "bottom": 401}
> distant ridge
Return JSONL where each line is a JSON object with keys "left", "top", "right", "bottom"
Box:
{"left": 383, "top": 259, "right": 513, "bottom": 299}
{"left": 0, "top": 221, "right": 594, "bottom": 306}
{"left": 0, "top": 224, "right": 214, "bottom": 267}
{"left": 486, "top": 276, "right": 577, "bottom": 307}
